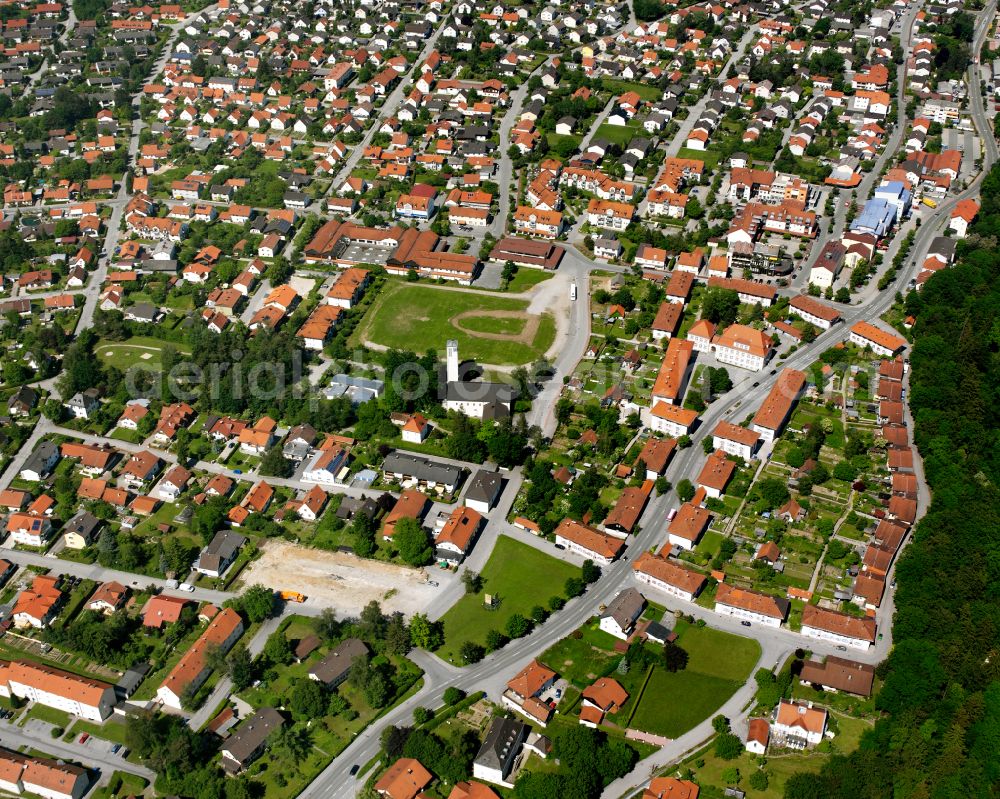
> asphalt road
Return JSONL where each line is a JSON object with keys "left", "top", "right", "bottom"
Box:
{"left": 0, "top": 723, "right": 154, "bottom": 781}
{"left": 302, "top": 5, "right": 1000, "bottom": 794}
{"left": 7, "top": 1, "right": 996, "bottom": 795}
{"left": 325, "top": 26, "right": 448, "bottom": 194}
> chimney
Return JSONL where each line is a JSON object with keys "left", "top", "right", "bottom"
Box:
{"left": 446, "top": 339, "right": 459, "bottom": 383}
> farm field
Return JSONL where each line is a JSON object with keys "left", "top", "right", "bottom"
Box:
{"left": 356, "top": 282, "right": 556, "bottom": 366}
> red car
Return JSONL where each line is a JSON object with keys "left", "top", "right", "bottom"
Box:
{"left": 78, "top": 734, "right": 89, "bottom": 744}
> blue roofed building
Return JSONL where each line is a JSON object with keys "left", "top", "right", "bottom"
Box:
{"left": 850, "top": 199, "right": 897, "bottom": 238}
{"left": 873, "top": 181, "right": 912, "bottom": 220}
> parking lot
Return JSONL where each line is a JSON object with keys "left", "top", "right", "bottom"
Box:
{"left": 10, "top": 711, "right": 126, "bottom": 758}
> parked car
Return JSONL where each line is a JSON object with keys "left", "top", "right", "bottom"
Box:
{"left": 179, "top": 583, "right": 195, "bottom": 593}
{"left": 78, "top": 733, "right": 89, "bottom": 744}
{"left": 741, "top": 621, "right": 752, "bottom": 627}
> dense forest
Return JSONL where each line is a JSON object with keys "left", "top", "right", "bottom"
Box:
{"left": 784, "top": 169, "right": 1000, "bottom": 796}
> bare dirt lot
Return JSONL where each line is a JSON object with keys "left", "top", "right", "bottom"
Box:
{"left": 241, "top": 540, "right": 439, "bottom": 618}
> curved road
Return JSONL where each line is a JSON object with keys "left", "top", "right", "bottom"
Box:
{"left": 302, "top": 3, "right": 1000, "bottom": 795}
{"left": 7, "top": 1, "right": 996, "bottom": 796}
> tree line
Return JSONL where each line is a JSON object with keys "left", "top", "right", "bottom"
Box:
{"left": 782, "top": 164, "right": 1000, "bottom": 798}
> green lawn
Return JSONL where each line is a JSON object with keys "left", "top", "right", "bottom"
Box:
{"left": 626, "top": 621, "right": 761, "bottom": 739}
{"left": 109, "top": 427, "right": 146, "bottom": 444}
{"left": 546, "top": 132, "right": 582, "bottom": 152}
{"left": 20, "top": 703, "right": 71, "bottom": 729}
{"left": 676, "top": 622, "right": 761, "bottom": 682}
{"left": 505, "top": 269, "right": 554, "bottom": 293}
{"left": 676, "top": 147, "right": 720, "bottom": 170}
{"left": 459, "top": 315, "right": 529, "bottom": 335}
{"left": 95, "top": 336, "right": 191, "bottom": 371}
{"left": 630, "top": 669, "right": 743, "bottom": 738}
{"left": 68, "top": 718, "right": 129, "bottom": 745}
{"left": 680, "top": 712, "right": 873, "bottom": 797}
{"left": 540, "top": 622, "right": 622, "bottom": 687}
{"left": 90, "top": 772, "right": 149, "bottom": 799}
{"left": 595, "top": 123, "right": 640, "bottom": 146}
{"left": 600, "top": 78, "right": 663, "bottom": 102}
{"left": 357, "top": 282, "right": 556, "bottom": 366}
{"left": 437, "top": 536, "right": 579, "bottom": 663}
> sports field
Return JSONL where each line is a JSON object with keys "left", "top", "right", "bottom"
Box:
{"left": 357, "top": 282, "right": 556, "bottom": 366}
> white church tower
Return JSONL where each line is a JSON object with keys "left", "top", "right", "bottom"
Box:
{"left": 446, "top": 339, "right": 459, "bottom": 383}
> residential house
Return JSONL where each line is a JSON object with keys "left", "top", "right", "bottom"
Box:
{"left": 798, "top": 656, "right": 875, "bottom": 697}
{"left": 502, "top": 659, "right": 557, "bottom": 726}
{"left": 464, "top": 470, "right": 502, "bottom": 514}
{"left": 632, "top": 552, "right": 706, "bottom": 602}
{"left": 19, "top": 442, "right": 60, "bottom": 482}
{"left": 472, "top": 717, "right": 527, "bottom": 788}
{"left": 598, "top": 588, "right": 645, "bottom": 640}
{"left": 0, "top": 660, "right": 116, "bottom": 722}
{"left": 157, "top": 608, "right": 244, "bottom": 709}
{"left": 195, "top": 531, "right": 247, "bottom": 578}
{"left": 554, "top": 518, "right": 625, "bottom": 565}
{"left": 374, "top": 758, "right": 432, "bottom": 799}
{"left": 580, "top": 677, "right": 629, "bottom": 727}
{"left": 435, "top": 506, "right": 483, "bottom": 563}
{"left": 62, "top": 511, "right": 101, "bottom": 550}
{"left": 308, "top": 638, "right": 369, "bottom": 689}
{"left": 800, "top": 605, "right": 876, "bottom": 650}
{"left": 772, "top": 700, "right": 827, "bottom": 749}
{"left": 142, "top": 594, "right": 191, "bottom": 629}
{"left": 87, "top": 581, "right": 127, "bottom": 614}
{"left": 715, "top": 583, "right": 789, "bottom": 627}
{"left": 667, "top": 503, "right": 711, "bottom": 551}
{"left": 751, "top": 369, "right": 806, "bottom": 442}
{"left": 220, "top": 708, "right": 285, "bottom": 774}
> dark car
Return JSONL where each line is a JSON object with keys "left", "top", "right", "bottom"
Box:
{"left": 741, "top": 620, "right": 752, "bottom": 627}
{"left": 349, "top": 765, "right": 360, "bottom": 776}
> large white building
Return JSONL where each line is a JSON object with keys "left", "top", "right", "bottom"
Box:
{"left": 632, "top": 553, "right": 706, "bottom": 602}
{"left": 712, "top": 324, "right": 774, "bottom": 372}
{"left": 712, "top": 420, "right": 762, "bottom": 460}
{"left": 714, "top": 583, "right": 789, "bottom": 628}
{"left": 442, "top": 340, "right": 516, "bottom": 420}
{"left": 649, "top": 402, "right": 698, "bottom": 438}
{"left": 848, "top": 321, "right": 906, "bottom": 357}
{"left": 751, "top": 369, "right": 807, "bottom": 443}
{"left": 0, "top": 751, "right": 87, "bottom": 799}
{"left": 158, "top": 608, "right": 244, "bottom": 710}
{"left": 801, "top": 606, "right": 876, "bottom": 650}
{"left": 772, "top": 701, "right": 828, "bottom": 749}
{"left": 0, "top": 660, "right": 116, "bottom": 722}
{"left": 553, "top": 518, "right": 625, "bottom": 565}
{"left": 789, "top": 295, "right": 841, "bottom": 330}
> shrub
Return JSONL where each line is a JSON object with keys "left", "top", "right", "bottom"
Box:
{"left": 443, "top": 687, "right": 465, "bottom": 705}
